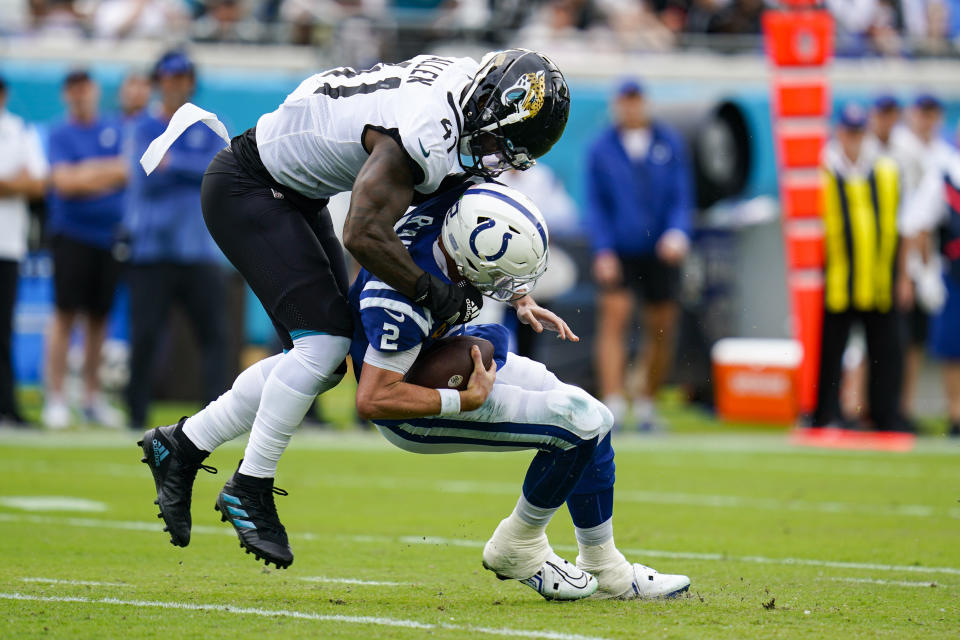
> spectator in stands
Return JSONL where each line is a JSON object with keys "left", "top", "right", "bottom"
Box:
{"left": 0, "top": 75, "right": 48, "bottom": 427}
{"left": 814, "top": 103, "right": 905, "bottom": 432}
{"left": 902, "top": 121, "right": 960, "bottom": 437}
{"left": 27, "top": 0, "right": 86, "bottom": 39}
{"left": 123, "top": 50, "right": 227, "bottom": 432}
{"left": 586, "top": 78, "right": 693, "bottom": 430}
{"left": 91, "top": 0, "right": 188, "bottom": 40}
{"left": 119, "top": 72, "right": 151, "bottom": 121}
{"left": 903, "top": 0, "right": 953, "bottom": 55}
{"left": 44, "top": 70, "right": 128, "bottom": 429}
{"left": 195, "top": 0, "right": 264, "bottom": 43}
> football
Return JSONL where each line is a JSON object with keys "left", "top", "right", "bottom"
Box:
{"left": 403, "top": 335, "right": 495, "bottom": 391}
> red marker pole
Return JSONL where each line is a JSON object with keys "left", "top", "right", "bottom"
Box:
{"left": 762, "top": 2, "right": 835, "bottom": 416}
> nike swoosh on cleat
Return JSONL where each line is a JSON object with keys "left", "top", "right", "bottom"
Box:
{"left": 546, "top": 561, "right": 591, "bottom": 588}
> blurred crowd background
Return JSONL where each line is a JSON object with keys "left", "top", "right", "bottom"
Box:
{"left": 1, "top": 1, "right": 959, "bottom": 437}
{"left": 1, "top": 0, "right": 959, "bottom": 59}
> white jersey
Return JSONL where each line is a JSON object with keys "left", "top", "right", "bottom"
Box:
{"left": 255, "top": 55, "right": 479, "bottom": 199}
{"left": 0, "top": 109, "right": 48, "bottom": 261}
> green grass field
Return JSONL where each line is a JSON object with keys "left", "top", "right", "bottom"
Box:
{"left": 1, "top": 393, "right": 959, "bottom": 639}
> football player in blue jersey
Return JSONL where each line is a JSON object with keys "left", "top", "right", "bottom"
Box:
{"left": 154, "top": 179, "right": 690, "bottom": 601}
{"left": 344, "top": 182, "right": 690, "bottom": 601}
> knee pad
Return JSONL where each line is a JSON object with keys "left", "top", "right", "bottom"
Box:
{"left": 544, "top": 387, "right": 613, "bottom": 441}
{"left": 290, "top": 333, "right": 351, "bottom": 382}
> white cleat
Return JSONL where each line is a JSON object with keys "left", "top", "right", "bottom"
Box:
{"left": 83, "top": 396, "right": 124, "bottom": 429}
{"left": 42, "top": 401, "right": 71, "bottom": 430}
{"left": 486, "top": 551, "right": 599, "bottom": 601}
{"left": 607, "top": 563, "right": 690, "bottom": 600}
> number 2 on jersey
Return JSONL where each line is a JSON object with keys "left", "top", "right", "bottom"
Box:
{"left": 380, "top": 323, "right": 400, "bottom": 350}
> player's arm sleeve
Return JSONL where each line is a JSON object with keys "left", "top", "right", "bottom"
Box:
{"left": 363, "top": 342, "right": 422, "bottom": 375}
{"left": 359, "top": 284, "right": 431, "bottom": 353}
{"left": 901, "top": 168, "right": 945, "bottom": 236}
{"left": 398, "top": 110, "right": 454, "bottom": 194}
{"left": 585, "top": 146, "right": 616, "bottom": 253}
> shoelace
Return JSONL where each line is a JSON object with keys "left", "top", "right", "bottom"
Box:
{"left": 180, "top": 463, "right": 218, "bottom": 508}
{"left": 255, "top": 486, "right": 289, "bottom": 539}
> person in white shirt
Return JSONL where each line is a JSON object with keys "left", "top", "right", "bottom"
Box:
{"left": 896, "top": 93, "right": 953, "bottom": 427}
{"left": 0, "top": 76, "right": 48, "bottom": 426}
{"left": 900, "top": 121, "right": 960, "bottom": 437}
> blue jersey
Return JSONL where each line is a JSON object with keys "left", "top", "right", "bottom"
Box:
{"left": 46, "top": 116, "right": 126, "bottom": 249}
{"left": 347, "top": 181, "right": 510, "bottom": 379}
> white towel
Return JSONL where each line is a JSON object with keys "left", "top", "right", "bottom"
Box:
{"left": 139, "top": 102, "right": 231, "bottom": 175}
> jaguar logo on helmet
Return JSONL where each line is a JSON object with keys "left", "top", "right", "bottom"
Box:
{"left": 458, "top": 49, "right": 570, "bottom": 178}
{"left": 501, "top": 71, "right": 546, "bottom": 122}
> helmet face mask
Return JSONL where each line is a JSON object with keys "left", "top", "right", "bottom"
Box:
{"left": 460, "top": 49, "right": 570, "bottom": 178}
{"left": 442, "top": 184, "right": 549, "bottom": 301}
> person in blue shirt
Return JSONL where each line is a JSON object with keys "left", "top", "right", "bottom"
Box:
{"left": 44, "top": 69, "right": 128, "bottom": 430}
{"left": 123, "top": 51, "right": 228, "bottom": 432}
{"left": 140, "top": 180, "right": 691, "bottom": 600}
{"left": 585, "top": 78, "right": 693, "bottom": 431}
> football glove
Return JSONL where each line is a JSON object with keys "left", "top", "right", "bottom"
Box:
{"left": 414, "top": 272, "right": 482, "bottom": 326}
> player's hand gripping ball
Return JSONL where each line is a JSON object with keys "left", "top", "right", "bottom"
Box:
{"left": 403, "top": 336, "right": 494, "bottom": 391}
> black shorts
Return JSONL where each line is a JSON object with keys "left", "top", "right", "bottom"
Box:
{"left": 615, "top": 254, "right": 680, "bottom": 304}
{"left": 51, "top": 234, "right": 120, "bottom": 317}
{"left": 201, "top": 145, "right": 352, "bottom": 351}
{"left": 905, "top": 305, "right": 929, "bottom": 347}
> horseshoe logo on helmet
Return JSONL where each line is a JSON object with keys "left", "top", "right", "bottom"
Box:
{"left": 469, "top": 219, "right": 514, "bottom": 261}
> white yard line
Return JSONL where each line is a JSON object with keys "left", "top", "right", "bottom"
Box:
{"left": 0, "top": 592, "right": 609, "bottom": 640}
{"left": 2, "top": 512, "right": 959, "bottom": 578}
{"left": 299, "top": 576, "right": 406, "bottom": 586}
{"left": 21, "top": 578, "right": 131, "bottom": 588}
{"left": 826, "top": 577, "right": 944, "bottom": 588}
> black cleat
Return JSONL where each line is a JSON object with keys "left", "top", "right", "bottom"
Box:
{"left": 215, "top": 469, "right": 293, "bottom": 569}
{"left": 138, "top": 417, "right": 216, "bottom": 547}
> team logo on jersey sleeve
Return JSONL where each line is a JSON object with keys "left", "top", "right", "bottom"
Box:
{"left": 501, "top": 71, "right": 545, "bottom": 122}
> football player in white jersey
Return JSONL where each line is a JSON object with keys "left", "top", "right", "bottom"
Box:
{"left": 139, "top": 50, "right": 571, "bottom": 567}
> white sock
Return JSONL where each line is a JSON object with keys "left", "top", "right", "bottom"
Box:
{"left": 514, "top": 494, "right": 559, "bottom": 529}
{"left": 574, "top": 519, "right": 632, "bottom": 596}
{"left": 575, "top": 519, "right": 613, "bottom": 548}
{"left": 183, "top": 354, "right": 282, "bottom": 452}
{"left": 602, "top": 394, "right": 628, "bottom": 425}
{"left": 635, "top": 396, "right": 655, "bottom": 423}
{"left": 239, "top": 334, "right": 350, "bottom": 478}
{"left": 482, "top": 496, "right": 555, "bottom": 579}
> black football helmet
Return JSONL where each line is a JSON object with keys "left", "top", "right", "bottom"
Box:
{"left": 459, "top": 49, "right": 570, "bottom": 177}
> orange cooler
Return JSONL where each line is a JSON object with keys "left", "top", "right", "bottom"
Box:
{"left": 712, "top": 339, "right": 803, "bottom": 424}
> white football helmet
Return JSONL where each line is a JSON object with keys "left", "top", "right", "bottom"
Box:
{"left": 441, "top": 183, "right": 549, "bottom": 302}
